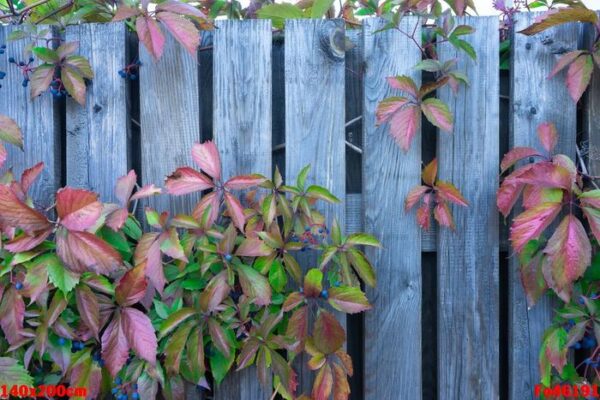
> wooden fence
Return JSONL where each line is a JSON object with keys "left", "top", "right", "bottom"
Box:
{"left": 0, "top": 12, "right": 597, "bottom": 400}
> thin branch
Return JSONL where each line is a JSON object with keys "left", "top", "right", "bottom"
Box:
{"left": 36, "top": 0, "right": 74, "bottom": 23}
{"left": 577, "top": 145, "right": 600, "bottom": 190}
{"left": 0, "top": 0, "right": 51, "bottom": 20}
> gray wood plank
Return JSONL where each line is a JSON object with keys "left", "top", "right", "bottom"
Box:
{"left": 212, "top": 19, "right": 272, "bottom": 400}
{"left": 362, "top": 17, "right": 422, "bottom": 400}
{"left": 437, "top": 16, "right": 499, "bottom": 399}
{"left": 139, "top": 28, "right": 200, "bottom": 215}
{"left": 582, "top": 15, "right": 600, "bottom": 176}
{"left": 65, "top": 23, "right": 129, "bottom": 202}
{"left": 509, "top": 14, "right": 578, "bottom": 400}
{"left": 284, "top": 18, "right": 346, "bottom": 397}
{"left": 0, "top": 26, "right": 60, "bottom": 207}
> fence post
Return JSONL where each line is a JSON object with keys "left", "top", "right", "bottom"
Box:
{"left": 509, "top": 14, "right": 578, "bottom": 400}
{"left": 361, "top": 17, "right": 423, "bottom": 400}
{"left": 437, "top": 16, "right": 500, "bottom": 399}
{"left": 212, "top": 19, "right": 273, "bottom": 400}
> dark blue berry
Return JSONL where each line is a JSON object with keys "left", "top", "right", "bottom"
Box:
{"left": 579, "top": 296, "right": 586, "bottom": 305}
{"left": 57, "top": 337, "right": 66, "bottom": 346}
{"left": 0, "top": 45, "right": 6, "bottom": 49}
{"left": 118, "top": 395, "right": 127, "bottom": 400}
{"left": 28, "top": 57, "right": 34, "bottom": 63}
{"left": 320, "top": 289, "right": 328, "bottom": 299}
{"left": 21, "top": 79, "right": 28, "bottom": 88}
{"left": 585, "top": 358, "right": 593, "bottom": 365}
{"left": 111, "top": 388, "right": 118, "bottom": 394}
{"left": 118, "top": 70, "right": 127, "bottom": 78}
{"left": 129, "top": 74, "right": 137, "bottom": 80}
{"left": 8, "top": 57, "right": 15, "bottom": 63}
{"left": 15, "top": 282, "right": 23, "bottom": 290}
{"left": 333, "top": 281, "right": 341, "bottom": 287}
{"left": 0, "top": 50, "right": 4, "bottom": 55}
{"left": 18, "top": 61, "right": 25, "bottom": 66}
{"left": 132, "top": 384, "right": 138, "bottom": 390}
{"left": 98, "top": 359, "right": 105, "bottom": 367}
{"left": 132, "top": 393, "right": 139, "bottom": 399}
{"left": 115, "top": 377, "right": 122, "bottom": 385}
{"left": 225, "top": 254, "right": 232, "bottom": 261}
{"left": 574, "top": 342, "right": 582, "bottom": 349}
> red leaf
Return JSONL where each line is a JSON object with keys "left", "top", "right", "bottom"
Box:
{"left": 192, "top": 141, "right": 221, "bottom": 180}
{"left": 224, "top": 174, "right": 266, "bottom": 190}
{"left": 416, "top": 202, "right": 431, "bottom": 230}
{"left": 537, "top": 122, "right": 558, "bottom": 154}
{"left": 224, "top": 192, "right": 246, "bottom": 231}
{"left": 548, "top": 50, "right": 585, "bottom": 79}
{"left": 192, "top": 190, "right": 220, "bottom": 227}
{"left": 0, "top": 185, "right": 50, "bottom": 234}
{"left": 511, "top": 162, "right": 572, "bottom": 190}
{"left": 386, "top": 76, "right": 418, "bottom": 98}
{"left": 236, "top": 264, "right": 272, "bottom": 306}
{"left": 56, "top": 228, "right": 122, "bottom": 274}
{"left": 422, "top": 158, "right": 437, "bottom": 186}
{"left": 543, "top": 215, "right": 591, "bottom": 298}
{"left": 134, "top": 233, "right": 165, "bottom": 293}
{"left": 405, "top": 185, "right": 429, "bottom": 211}
{"left": 497, "top": 180, "right": 524, "bottom": 218}
{"left": 156, "top": 0, "right": 208, "bottom": 20}
{"left": 20, "top": 162, "right": 44, "bottom": 194}
{"left": 522, "top": 186, "right": 562, "bottom": 210}
{"left": 208, "top": 318, "right": 231, "bottom": 357}
{"left": 115, "top": 170, "right": 136, "bottom": 206}
{"left": 435, "top": 181, "right": 468, "bottom": 207}
{"left": 5, "top": 228, "right": 51, "bottom": 253}
{"left": 0, "top": 114, "right": 24, "bottom": 150}
{"left": 165, "top": 167, "right": 214, "bottom": 195}
{"left": 137, "top": 15, "right": 165, "bottom": 61}
{"left": 75, "top": 285, "right": 100, "bottom": 339}
{"left": 56, "top": 188, "right": 102, "bottom": 231}
{"left": 384, "top": 102, "right": 421, "bottom": 152}
{"left": 565, "top": 54, "right": 593, "bottom": 103}
{"left": 130, "top": 184, "right": 161, "bottom": 202}
{"left": 0, "top": 288, "right": 24, "bottom": 345}
{"left": 421, "top": 98, "right": 453, "bottom": 132}
{"left": 115, "top": 263, "right": 148, "bottom": 307}
{"left": 286, "top": 305, "right": 308, "bottom": 347}
{"left": 433, "top": 201, "right": 455, "bottom": 229}
{"left": 157, "top": 11, "right": 200, "bottom": 56}
{"left": 121, "top": 307, "right": 157, "bottom": 364}
{"left": 327, "top": 287, "right": 371, "bottom": 314}
{"left": 101, "top": 313, "right": 129, "bottom": 377}
{"left": 61, "top": 65, "right": 86, "bottom": 106}
{"left": 375, "top": 96, "right": 410, "bottom": 123}
{"left": 105, "top": 207, "right": 128, "bottom": 231}
{"left": 199, "top": 271, "right": 230, "bottom": 312}
{"left": 235, "top": 238, "right": 272, "bottom": 257}
{"left": 500, "top": 147, "right": 541, "bottom": 173}
{"left": 332, "top": 362, "right": 350, "bottom": 400}
{"left": 313, "top": 311, "right": 345, "bottom": 354}
{"left": 510, "top": 202, "right": 562, "bottom": 253}
{"left": 312, "top": 363, "right": 333, "bottom": 400}
{"left": 582, "top": 206, "right": 600, "bottom": 244}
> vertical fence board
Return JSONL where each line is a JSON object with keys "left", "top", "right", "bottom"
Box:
{"left": 212, "top": 20, "right": 272, "bottom": 400}
{"left": 583, "top": 18, "right": 600, "bottom": 177}
{"left": 437, "top": 16, "right": 499, "bottom": 399}
{"left": 510, "top": 14, "right": 578, "bottom": 399}
{"left": 139, "top": 31, "right": 199, "bottom": 214}
{"left": 362, "top": 17, "right": 422, "bottom": 400}
{"left": 65, "top": 23, "right": 129, "bottom": 201}
{"left": 0, "top": 26, "right": 60, "bottom": 205}
{"left": 285, "top": 19, "right": 346, "bottom": 396}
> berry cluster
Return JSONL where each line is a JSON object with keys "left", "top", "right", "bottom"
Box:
{"left": 0, "top": 44, "right": 5, "bottom": 55}
{"left": 14, "top": 281, "right": 23, "bottom": 290}
{"left": 70, "top": 340, "right": 85, "bottom": 353}
{"left": 49, "top": 78, "right": 68, "bottom": 98}
{"left": 8, "top": 56, "right": 35, "bottom": 87}
{"left": 0, "top": 44, "right": 6, "bottom": 88}
{"left": 291, "top": 223, "right": 329, "bottom": 251}
{"left": 118, "top": 60, "right": 142, "bottom": 80}
{"left": 112, "top": 377, "right": 139, "bottom": 400}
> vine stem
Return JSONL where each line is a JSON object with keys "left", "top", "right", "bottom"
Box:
{"left": 0, "top": 0, "right": 51, "bottom": 20}
{"left": 270, "top": 383, "right": 281, "bottom": 400}
{"left": 577, "top": 145, "right": 600, "bottom": 190}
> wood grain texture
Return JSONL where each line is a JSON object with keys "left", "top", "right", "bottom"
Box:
{"left": 285, "top": 19, "right": 346, "bottom": 396}
{"left": 212, "top": 20, "right": 272, "bottom": 400}
{"left": 65, "top": 23, "right": 129, "bottom": 202}
{"left": 139, "top": 28, "right": 200, "bottom": 215}
{"left": 0, "top": 26, "right": 60, "bottom": 207}
{"left": 362, "top": 17, "right": 422, "bottom": 400}
{"left": 583, "top": 15, "right": 600, "bottom": 177}
{"left": 509, "top": 14, "right": 578, "bottom": 400}
{"left": 437, "top": 16, "right": 499, "bottom": 399}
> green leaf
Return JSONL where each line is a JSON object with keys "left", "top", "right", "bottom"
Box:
{"left": 269, "top": 260, "right": 287, "bottom": 293}
{"left": 346, "top": 248, "right": 376, "bottom": 287}
{"left": 304, "top": 268, "right": 323, "bottom": 297}
{"left": 158, "top": 307, "right": 196, "bottom": 339}
{"left": 449, "top": 37, "right": 476, "bottom": 61}
{"left": 7, "top": 30, "right": 29, "bottom": 41}
{"left": 306, "top": 185, "right": 340, "bottom": 203}
{"left": 32, "top": 47, "right": 59, "bottom": 63}
{"left": 311, "top": 0, "right": 334, "bottom": 18}
{"left": 0, "top": 115, "right": 24, "bottom": 150}
{"left": 123, "top": 216, "right": 142, "bottom": 240}
{"left": 296, "top": 165, "right": 311, "bottom": 190}
{"left": 64, "top": 55, "right": 94, "bottom": 80}
{"left": 345, "top": 233, "right": 381, "bottom": 247}
{"left": 519, "top": 8, "right": 599, "bottom": 36}
{"left": 61, "top": 65, "right": 86, "bottom": 106}
{"left": 209, "top": 345, "right": 235, "bottom": 385}
{"left": 46, "top": 254, "right": 80, "bottom": 294}
{"left": 237, "top": 264, "right": 272, "bottom": 306}
{"left": 328, "top": 287, "right": 372, "bottom": 314}
{"left": 0, "top": 357, "right": 33, "bottom": 386}
{"left": 452, "top": 24, "right": 475, "bottom": 36}
{"left": 257, "top": 3, "right": 304, "bottom": 29}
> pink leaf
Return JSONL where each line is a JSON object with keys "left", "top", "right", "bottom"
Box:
{"left": 192, "top": 191, "right": 220, "bottom": 227}
{"left": 113, "top": 6, "right": 141, "bottom": 21}
{"left": 115, "top": 263, "right": 148, "bottom": 307}
{"left": 192, "top": 141, "right": 221, "bottom": 180}
{"left": 0, "top": 185, "right": 50, "bottom": 234}
{"left": 405, "top": 185, "right": 429, "bottom": 211}
{"left": 511, "top": 162, "right": 572, "bottom": 190}
{"left": 56, "top": 228, "right": 122, "bottom": 274}
{"left": 130, "top": 184, "right": 161, "bottom": 202}
{"left": 115, "top": 170, "right": 136, "bottom": 206}
{"left": 386, "top": 76, "right": 418, "bottom": 98}
{"left": 433, "top": 201, "right": 455, "bottom": 229}
{"left": 101, "top": 313, "right": 129, "bottom": 377}
{"left": 510, "top": 202, "right": 562, "bottom": 253}
{"left": 565, "top": 54, "right": 593, "bottom": 102}
{"left": 121, "top": 307, "right": 157, "bottom": 364}
{"left": 0, "top": 288, "right": 25, "bottom": 345}
{"left": 105, "top": 207, "right": 128, "bottom": 231}
{"left": 61, "top": 65, "right": 86, "bottom": 106}
{"left": 199, "top": 271, "right": 230, "bottom": 312}
{"left": 134, "top": 233, "right": 165, "bottom": 294}
{"left": 548, "top": 50, "right": 585, "bottom": 79}
{"left": 224, "top": 192, "right": 246, "bottom": 231}
{"left": 235, "top": 238, "right": 272, "bottom": 257}
{"left": 544, "top": 215, "right": 591, "bottom": 299}
{"left": 56, "top": 188, "right": 102, "bottom": 231}
{"left": 375, "top": 96, "right": 411, "bottom": 124}
{"left": 224, "top": 174, "right": 267, "bottom": 190}
{"left": 313, "top": 310, "right": 345, "bottom": 354}
{"left": 156, "top": 0, "right": 208, "bottom": 20}
{"left": 165, "top": 167, "right": 214, "bottom": 195}
{"left": 20, "top": 162, "right": 44, "bottom": 195}
{"left": 537, "top": 122, "right": 558, "bottom": 153}
{"left": 500, "top": 147, "right": 541, "bottom": 173}
{"left": 5, "top": 228, "right": 51, "bottom": 253}
{"left": 582, "top": 206, "right": 600, "bottom": 245}
{"left": 421, "top": 98, "right": 453, "bottom": 132}
{"left": 157, "top": 11, "right": 200, "bottom": 56}
{"left": 75, "top": 285, "right": 100, "bottom": 339}
{"left": 382, "top": 102, "right": 421, "bottom": 152}
{"left": 137, "top": 15, "right": 165, "bottom": 61}
{"left": 435, "top": 181, "right": 468, "bottom": 207}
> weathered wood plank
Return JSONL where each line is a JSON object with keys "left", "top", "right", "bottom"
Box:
{"left": 212, "top": 19, "right": 272, "bottom": 400}
{"left": 437, "top": 16, "right": 499, "bottom": 399}
{"left": 0, "top": 26, "right": 60, "bottom": 205}
{"left": 362, "top": 17, "right": 422, "bottom": 400}
{"left": 285, "top": 19, "right": 346, "bottom": 396}
{"left": 65, "top": 23, "right": 129, "bottom": 202}
{"left": 509, "top": 14, "right": 578, "bottom": 400}
{"left": 583, "top": 15, "right": 600, "bottom": 177}
{"left": 139, "top": 29, "right": 200, "bottom": 215}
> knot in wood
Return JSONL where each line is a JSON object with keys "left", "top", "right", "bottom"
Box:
{"left": 318, "top": 20, "right": 345, "bottom": 63}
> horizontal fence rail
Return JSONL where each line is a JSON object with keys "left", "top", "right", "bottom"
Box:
{"left": 0, "top": 14, "right": 598, "bottom": 400}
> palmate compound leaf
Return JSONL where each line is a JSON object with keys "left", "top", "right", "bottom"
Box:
{"left": 509, "top": 202, "right": 562, "bottom": 253}
{"left": 156, "top": 11, "right": 200, "bottom": 57}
